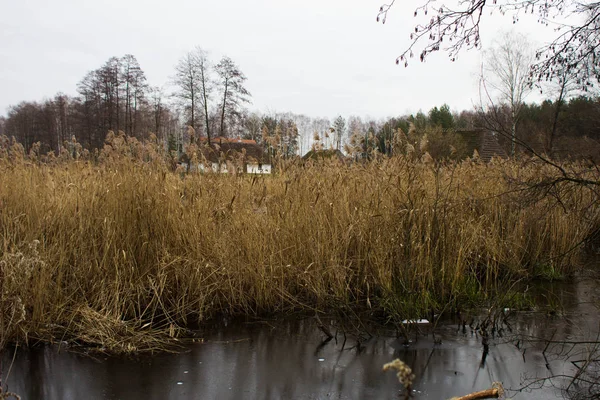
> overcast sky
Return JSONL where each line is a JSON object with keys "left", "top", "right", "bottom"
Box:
{"left": 1, "top": 0, "right": 554, "bottom": 120}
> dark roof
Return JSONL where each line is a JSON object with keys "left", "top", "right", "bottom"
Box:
{"left": 199, "top": 140, "right": 269, "bottom": 164}
{"left": 302, "top": 149, "right": 345, "bottom": 161}
{"left": 456, "top": 130, "right": 508, "bottom": 162}
{"left": 200, "top": 137, "right": 257, "bottom": 145}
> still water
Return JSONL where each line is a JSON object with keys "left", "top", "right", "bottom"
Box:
{"left": 2, "top": 276, "right": 598, "bottom": 399}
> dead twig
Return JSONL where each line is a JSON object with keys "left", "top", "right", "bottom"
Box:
{"left": 314, "top": 314, "right": 333, "bottom": 340}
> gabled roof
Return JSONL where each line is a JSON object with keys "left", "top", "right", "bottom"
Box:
{"left": 198, "top": 139, "right": 269, "bottom": 164}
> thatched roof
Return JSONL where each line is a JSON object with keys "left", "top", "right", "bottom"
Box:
{"left": 302, "top": 149, "right": 345, "bottom": 161}
{"left": 198, "top": 138, "right": 269, "bottom": 164}
{"left": 456, "top": 130, "right": 507, "bottom": 162}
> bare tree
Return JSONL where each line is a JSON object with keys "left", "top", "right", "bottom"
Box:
{"left": 99, "top": 57, "right": 121, "bottom": 134}
{"left": 243, "top": 112, "right": 262, "bottom": 142}
{"left": 149, "top": 86, "right": 167, "bottom": 141}
{"left": 332, "top": 115, "right": 346, "bottom": 150}
{"left": 215, "top": 56, "right": 251, "bottom": 138}
{"left": 121, "top": 54, "right": 147, "bottom": 137}
{"left": 377, "top": 0, "right": 600, "bottom": 89}
{"left": 197, "top": 49, "right": 213, "bottom": 144}
{"left": 172, "top": 47, "right": 213, "bottom": 143}
{"left": 290, "top": 113, "right": 312, "bottom": 155}
{"left": 172, "top": 52, "right": 198, "bottom": 132}
{"left": 479, "top": 32, "right": 533, "bottom": 156}
{"left": 74, "top": 55, "right": 150, "bottom": 147}
{"left": 77, "top": 69, "right": 106, "bottom": 148}
{"left": 345, "top": 116, "right": 367, "bottom": 158}
{"left": 310, "top": 118, "right": 332, "bottom": 149}
{"left": 52, "top": 93, "right": 71, "bottom": 151}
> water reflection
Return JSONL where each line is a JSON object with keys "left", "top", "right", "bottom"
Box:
{"left": 2, "top": 277, "right": 598, "bottom": 399}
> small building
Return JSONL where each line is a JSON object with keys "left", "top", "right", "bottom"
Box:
{"left": 193, "top": 137, "right": 272, "bottom": 174}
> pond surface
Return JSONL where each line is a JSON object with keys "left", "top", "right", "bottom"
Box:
{"left": 2, "top": 274, "right": 599, "bottom": 400}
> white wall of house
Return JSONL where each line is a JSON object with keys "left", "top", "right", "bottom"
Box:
{"left": 212, "top": 163, "right": 229, "bottom": 173}
{"left": 197, "top": 163, "right": 229, "bottom": 173}
{"left": 247, "top": 163, "right": 272, "bottom": 174}
{"left": 180, "top": 162, "right": 270, "bottom": 174}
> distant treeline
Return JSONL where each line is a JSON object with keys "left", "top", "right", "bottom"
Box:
{"left": 1, "top": 55, "right": 179, "bottom": 152}
{"left": 353, "top": 101, "right": 600, "bottom": 161}
{"left": 1, "top": 53, "right": 599, "bottom": 161}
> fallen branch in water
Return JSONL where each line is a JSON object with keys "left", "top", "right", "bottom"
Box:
{"left": 450, "top": 382, "right": 504, "bottom": 400}
{"left": 314, "top": 314, "right": 333, "bottom": 340}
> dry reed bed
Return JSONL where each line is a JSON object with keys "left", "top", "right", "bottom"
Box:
{"left": 0, "top": 141, "right": 598, "bottom": 353}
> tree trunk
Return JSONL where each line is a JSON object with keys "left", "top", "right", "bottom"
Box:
{"left": 549, "top": 81, "right": 566, "bottom": 156}
{"left": 190, "top": 75, "right": 195, "bottom": 132}
{"left": 202, "top": 73, "right": 210, "bottom": 145}
{"left": 125, "top": 80, "right": 130, "bottom": 135}
{"left": 220, "top": 79, "right": 229, "bottom": 137}
{"left": 511, "top": 110, "right": 516, "bottom": 157}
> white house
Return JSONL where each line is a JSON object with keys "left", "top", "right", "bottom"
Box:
{"left": 189, "top": 137, "right": 272, "bottom": 174}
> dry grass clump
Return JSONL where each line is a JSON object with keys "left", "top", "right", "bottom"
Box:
{"left": 70, "top": 306, "right": 181, "bottom": 354}
{"left": 0, "top": 134, "right": 598, "bottom": 353}
{"left": 383, "top": 358, "right": 415, "bottom": 389}
{"left": 383, "top": 358, "right": 415, "bottom": 399}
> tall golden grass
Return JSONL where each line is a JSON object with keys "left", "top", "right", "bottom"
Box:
{"left": 0, "top": 133, "right": 598, "bottom": 353}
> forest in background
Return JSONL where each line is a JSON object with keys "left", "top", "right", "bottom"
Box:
{"left": 1, "top": 51, "right": 600, "bottom": 163}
